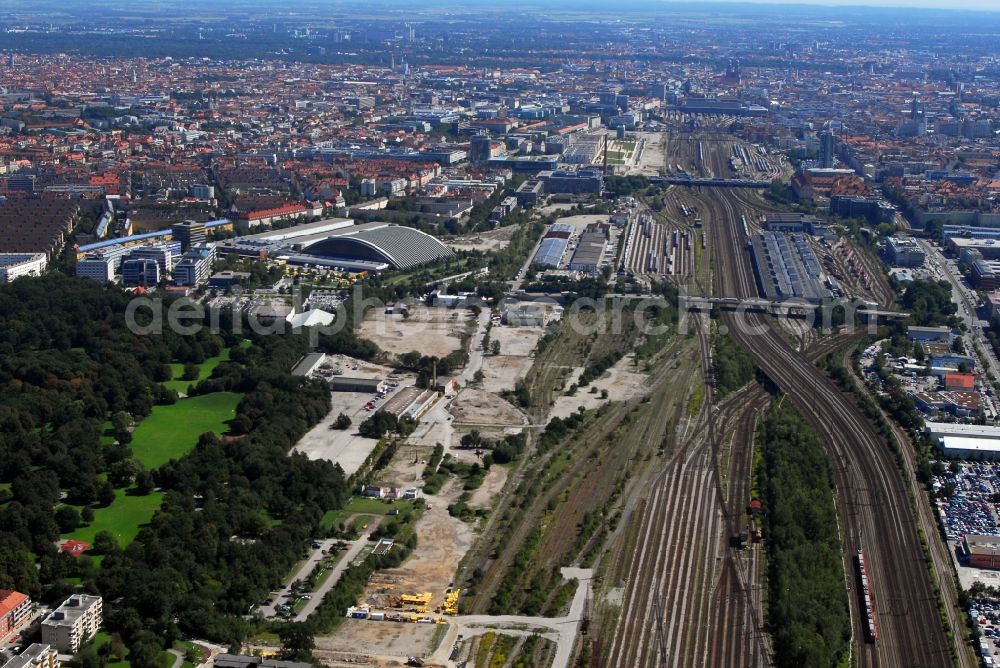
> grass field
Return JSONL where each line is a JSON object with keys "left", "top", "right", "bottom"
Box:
{"left": 64, "top": 489, "right": 165, "bottom": 548}
{"left": 320, "top": 497, "right": 413, "bottom": 530}
{"left": 162, "top": 349, "right": 232, "bottom": 394}
{"left": 130, "top": 392, "right": 241, "bottom": 469}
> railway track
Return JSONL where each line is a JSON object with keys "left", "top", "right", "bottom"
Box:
{"left": 697, "top": 167, "right": 955, "bottom": 665}
{"left": 603, "top": 314, "right": 772, "bottom": 668}
{"left": 599, "top": 134, "right": 948, "bottom": 668}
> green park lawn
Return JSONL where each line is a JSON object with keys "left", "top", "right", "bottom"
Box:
{"left": 162, "top": 349, "right": 232, "bottom": 394}
{"left": 64, "top": 489, "right": 164, "bottom": 548}
{"left": 129, "top": 391, "right": 241, "bottom": 469}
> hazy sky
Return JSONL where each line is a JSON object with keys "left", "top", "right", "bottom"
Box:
{"left": 698, "top": 0, "right": 998, "bottom": 9}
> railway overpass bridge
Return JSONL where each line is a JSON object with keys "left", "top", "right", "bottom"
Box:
{"left": 649, "top": 176, "right": 772, "bottom": 188}
{"left": 683, "top": 295, "right": 909, "bottom": 320}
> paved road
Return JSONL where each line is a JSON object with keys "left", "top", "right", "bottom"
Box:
{"left": 258, "top": 528, "right": 378, "bottom": 620}
{"left": 457, "top": 309, "right": 491, "bottom": 388}
{"left": 510, "top": 223, "right": 545, "bottom": 293}
{"left": 166, "top": 649, "right": 183, "bottom": 668}
{"left": 428, "top": 567, "right": 593, "bottom": 668}
{"left": 297, "top": 529, "right": 378, "bottom": 619}
{"left": 918, "top": 238, "right": 1000, "bottom": 384}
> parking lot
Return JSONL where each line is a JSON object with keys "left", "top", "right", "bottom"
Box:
{"left": 292, "top": 358, "right": 415, "bottom": 476}
{"left": 971, "top": 598, "right": 1000, "bottom": 665}
{"left": 934, "top": 462, "right": 1000, "bottom": 541}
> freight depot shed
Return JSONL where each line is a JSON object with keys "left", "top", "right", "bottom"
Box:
{"left": 749, "top": 232, "right": 830, "bottom": 302}
{"left": 329, "top": 376, "right": 385, "bottom": 393}
{"left": 926, "top": 421, "right": 1000, "bottom": 459}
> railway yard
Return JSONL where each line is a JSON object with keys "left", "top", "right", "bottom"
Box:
{"left": 591, "top": 127, "right": 969, "bottom": 668}
{"left": 256, "top": 125, "right": 974, "bottom": 668}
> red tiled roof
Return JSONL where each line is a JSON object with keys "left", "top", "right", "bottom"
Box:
{"left": 60, "top": 539, "right": 90, "bottom": 556}
{"left": 0, "top": 590, "right": 28, "bottom": 618}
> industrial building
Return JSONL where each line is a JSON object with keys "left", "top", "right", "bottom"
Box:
{"left": 906, "top": 326, "right": 954, "bottom": 343}
{"left": 0, "top": 253, "right": 46, "bottom": 283}
{"left": 926, "top": 421, "right": 1000, "bottom": 459}
{"left": 329, "top": 377, "right": 386, "bottom": 393}
{"left": 218, "top": 219, "right": 452, "bottom": 272}
{"left": 885, "top": 236, "right": 926, "bottom": 267}
{"left": 948, "top": 237, "right": 1000, "bottom": 261}
{"left": 532, "top": 237, "right": 569, "bottom": 268}
{"left": 830, "top": 195, "right": 895, "bottom": 224}
{"left": 291, "top": 353, "right": 327, "bottom": 377}
{"left": 761, "top": 213, "right": 821, "bottom": 234}
{"left": 964, "top": 534, "right": 1000, "bottom": 570}
{"left": 515, "top": 179, "right": 545, "bottom": 206}
{"left": 568, "top": 230, "right": 606, "bottom": 274}
{"left": 679, "top": 97, "right": 768, "bottom": 116}
{"left": 749, "top": 232, "right": 830, "bottom": 301}
{"left": 40, "top": 595, "right": 102, "bottom": 653}
{"left": 972, "top": 259, "right": 1000, "bottom": 289}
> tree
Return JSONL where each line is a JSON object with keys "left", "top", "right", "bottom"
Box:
{"left": 279, "top": 624, "right": 315, "bottom": 662}
{"left": 333, "top": 413, "right": 352, "bottom": 430}
{"left": 92, "top": 530, "right": 119, "bottom": 555}
{"left": 490, "top": 340, "right": 501, "bottom": 355}
{"left": 108, "top": 459, "right": 142, "bottom": 487}
{"left": 128, "top": 632, "right": 164, "bottom": 668}
{"left": 229, "top": 414, "right": 253, "bottom": 435}
{"left": 134, "top": 471, "right": 156, "bottom": 496}
{"left": 182, "top": 363, "right": 200, "bottom": 381}
{"left": 81, "top": 506, "right": 95, "bottom": 523}
{"left": 111, "top": 410, "right": 131, "bottom": 433}
{"left": 55, "top": 506, "right": 81, "bottom": 533}
{"left": 97, "top": 481, "right": 116, "bottom": 507}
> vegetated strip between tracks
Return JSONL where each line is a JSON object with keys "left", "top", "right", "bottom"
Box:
{"left": 699, "top": 161, "right": 953, "bottom": 666}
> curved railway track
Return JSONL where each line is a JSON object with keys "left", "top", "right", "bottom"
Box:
{"left": 599, "top": 134, "right": 955, "bottom": 668}
{"left": 703, "top": 178, "right": 954, "bottom": 666}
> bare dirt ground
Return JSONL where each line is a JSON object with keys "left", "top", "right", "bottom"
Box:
{"left": 491, "top": 325, "right": 544, "bottom": 356}
{"left": 361, "top": 479, "right": 473, "bottom": 612}
{"left": 378, "top": 443, "right": 436, "bottom": 489}
{"left": 538, "top": 203, "right": 578, "bottom": 215}
{"left": 477, "top": 325, "right": 545, "bottom": 392}
{"left": 449, "top": 388, "right": 527, "bottom": 427}
{"left": 549, "top": 355, "right": 650, "bottom": 420}
{"left": 468, "top": 464, "right": 509, "bottom": 509}
{"left": 360, "top": 307, "right": 471, "bottom": 359}
{"left": 447, "top": 224, "right": 519, "bottom": 253}
{"left": 628, "top": 131, "right": 666, "bottom": 176}
{"left": 314, "top": 619, "right": 440, "bottom": 665}
{"left": 479, "top": 355, "right": 534, "bottom": 393}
